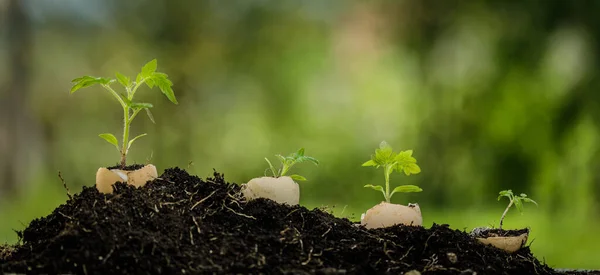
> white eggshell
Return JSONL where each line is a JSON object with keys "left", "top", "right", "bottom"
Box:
{"left": 361, "top": 201, "right": 423, "bottom": 229}
{"left": 476, "top": 232, "right": 528, "bottom": 253}
{"left": 95, "top": 164, "right": 158, "bottom": 194}
{"left": 241, "top": 176, "right": 300, "bottom": 205}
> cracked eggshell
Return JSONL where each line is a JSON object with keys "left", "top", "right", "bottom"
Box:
{"left": 95, "top": 164, "right": 158, "bottom": 194}
{"left": 241, "top": 176, "right": 299, "bottom": 205}
{"left": 476, "top": 232, "right": 528, "bottom": 253}
{"left": 361, "top": 201, "right": 422, "bottom": 229}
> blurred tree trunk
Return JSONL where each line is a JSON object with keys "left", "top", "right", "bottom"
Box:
{"left": 0, "top": 0, "right": 33, "bottom": 198}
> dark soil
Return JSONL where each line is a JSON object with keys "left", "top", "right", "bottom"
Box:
{"left": 0, "top": 167, "right": 596, "bottom": 274}
{"left": 470, "top": 228, "right": 529, "bottom": 238}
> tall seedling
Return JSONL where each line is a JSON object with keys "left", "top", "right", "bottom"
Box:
{"left": 70, "top": 59, "right": 177, "bottom": 168}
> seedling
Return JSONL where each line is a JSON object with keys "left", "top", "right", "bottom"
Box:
{"left": 362, "top": 141, "right": 422, "bottom": 203}
{"left": 264, "top": 148, "right": 319, "bottom": 181}
{"left": 70, "top": 59, "right": 177, "bottom": 168}
{"left": 497, "top": 190, "right": 537, "bottom": 230}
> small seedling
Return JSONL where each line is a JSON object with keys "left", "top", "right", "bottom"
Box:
{"left": 497, "top": 190, "right": 537, "bottom": 230}
{"left": 362, "top": 141, "right": 422, "bottom": 203}
{"left": 264, "top": 148, "right": 319, "bottom": 181}
{"left": 70, "top": 59, "right": 177, "bottom": 168}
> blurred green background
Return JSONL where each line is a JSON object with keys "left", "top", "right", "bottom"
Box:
{"left": 1, "top": 0, "right": 600, "bottom": 269}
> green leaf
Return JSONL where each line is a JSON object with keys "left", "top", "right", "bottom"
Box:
{"left": 98, "top": 133, "right": 119, "bottom": 151}
{"left": 395, "top": 150, "right": 420, "bottom": 175}
{"left": 374, "top": 141, "right": 394, "bottom": 165}
{"left": 151, "top": 73, "right": 178, "bottom": 104}
{"left": 131, "top": 102, "right": 154, "bottom": 109}
{"left": 362, "top": 160, "right": 377, "bottom": 167}
{"left": 302, "top": 156, "right": 319, "bottom": 165}
{"left": 297, "top": 148, "right": 305, "bottom": 157}
{"left": 127, "top": 133, "right": 148, "bottom": 151}
{"left": 136, "top": 73, "right": 143, "bottom": 84}
{"left": 290, "top": 174, "right": 307, "bottom": 181}
{"left": 115, "top": 72, "right": 131, "bottom": 88}
{"left": 514, "top": 198, "right": 523, "bottom": 213}
{"left": 497, "top": 190, "right": 513, "bottom": 201}
{"left": 70, "top": 76, "right": 113, "bottom": 93}
{"left": 364, "top": 184, "right": 386, "bottom": 197}
{"left": 522, "top": 197, "right": 538, "bottom": 206}
{"left": 141, "top": 59, "right": 157, "bottom": 78}
{"left": 390, "top": 185, "right": 423, "bottom": 195}
{"left": 145, "top": 108, "right": 156, "bottom": 124}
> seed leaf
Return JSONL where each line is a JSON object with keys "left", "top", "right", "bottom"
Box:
{"left": 391, "top": 185, "right": 423, "bottom": 197}
{"left": 290, "top": 174, "right": 307, "bottom": 181}
{"left": 99, "top": 133, "right": 119, "bottom": 151}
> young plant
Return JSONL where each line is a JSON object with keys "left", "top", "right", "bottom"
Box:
{"left": 497, "top": 190, "right": 537, "bottom": 230}
{"left": 362, "top": 141, "right": 422, "bottom": 203}
{"left": 264, "top": 148, "right": 319, "bottom": 181}
{"left": 70, "top": 59, "right": 177, "bottom": 168}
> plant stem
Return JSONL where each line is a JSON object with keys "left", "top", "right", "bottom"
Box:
{"left": 499, "top": 200, "right": 513, "bottom": 230}
{"left": 120, "top": 106, "right": 130, "bottom": 168}
{"left": 280, "top": 164, "right": 290, "bottom": 176}
{"left": 384, "top": 165, "right": 391, "bottom": 202}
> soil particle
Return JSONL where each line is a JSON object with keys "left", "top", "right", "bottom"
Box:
{"left": 0, "top": 167, "right": 595, "bottom": 274}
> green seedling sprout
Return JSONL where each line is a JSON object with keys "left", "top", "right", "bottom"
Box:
{"left": 264, "top": 148, "right": 319, "bottom": 181}
{"left": 497, "top": 190, "right": 537, "bottom": 230}
{"left": 362, "top": 141, "right": 422, "bottom": 203}
{"left": 70, "top": 59, "right": 177, "bottom": 168}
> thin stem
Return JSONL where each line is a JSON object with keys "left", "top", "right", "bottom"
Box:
{"left": 120, "top": 106, "right": 130, "bottom": 168}
{"left": 280, "top": 163, "right": 291, "bottom": 176}
{"left": 131, "top": 78, "right": 147, "bottom": 98}
{"left": 102, "top": 84, "right": 127, "bottom": 108}
{"left": 128, "top": 108, "right": 143, "bottom": 123}
{"left": 499, "top": 199, "right": 513, "bottom": 230}
{"left": 384, "top": 165, "right": 391, "bottom": 203}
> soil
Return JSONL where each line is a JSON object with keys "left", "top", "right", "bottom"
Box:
{"left": 470, "top": 228, "right": 529, "bottom": 238}
{"left": 0, "top": 167, "right": 597, "bottom": 274}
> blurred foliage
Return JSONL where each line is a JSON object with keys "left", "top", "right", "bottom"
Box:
{"left": 1, "top": 0, "right": 600, "bottom": 269}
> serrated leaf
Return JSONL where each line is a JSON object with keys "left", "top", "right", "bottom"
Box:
{"left": 127, "top": 133, "right": 148, "bottom": 151}
{"left": 141, "top": 59, "right": 157, "bottom": 78}
{"left": 374, "top": 141, "right": 394, "bottom": 164}
{"left": 99, "top": 133, "right": 119, "bottom": 151}
{"left": 302, "top": 156, "right": 319, "bottom": 165}
{"left": 391, "top": 185, "right": 423, "bottom": 196}
{"left": 115, "top": 72, "right": 130, "bottom": 88}
{"left": 70, "top": 76, "right": 113, "bottom": 93}
{"left": 145, "top": 108, "right": 155, "bottom": 124}
{"left": 290, "top": 174, "right": 307, "bottom": 181}
{"left": 148, "top": 72, "right": 177, "bottom": 104}
{"left": 522, "top": 197, "right": 538, "bottom": 206}
{"left": 362, "top": 160, "right": 377, "bottom": 167}
{"left": 514, "top": 198, "right": 523, "bottom": 213}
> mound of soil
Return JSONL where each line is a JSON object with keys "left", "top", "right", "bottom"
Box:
{"left": 0, "top": 167, "right": 595, "bottom": 274}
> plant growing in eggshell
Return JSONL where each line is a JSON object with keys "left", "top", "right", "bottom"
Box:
{"left": 360, "top": 141, "right": 423, "bottom": 229}
{"left": 242, "top": 148, "right": 319, "bottom": 205}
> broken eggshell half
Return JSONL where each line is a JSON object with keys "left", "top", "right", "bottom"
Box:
{"left": 95, "top": 164, "right": 158, "bottom": 194}
{"left": 360, "top": 201, "right": 423, "bottom": 229}
{"left": 471, "top": 227, "right": 529, "bottom": 253}
{"left": 241, "top": 176, "right": 300, "bottom": 205}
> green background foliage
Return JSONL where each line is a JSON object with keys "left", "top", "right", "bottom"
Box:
{"left": 1, "top": 0, "right": 599, "bottom": 269}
